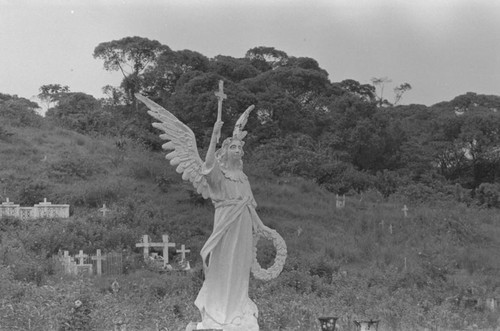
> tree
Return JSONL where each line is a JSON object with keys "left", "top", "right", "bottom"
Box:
{"left": 245, "top": 46, "right": 289, "bottom": 71}
{"left": 0, "top": 93, "right": 42, "bottom": 127}
{"left": 371, "top": 77, "right": 392, "bottom": 107}
{"left": 45, "top": 92, "right": 102, "bottom": 133}
{"left": 339, "top": 79, "right": 376, "bottom": 102}
{"left": 393, "top": 83, "right": 412, "bottom": 105}
{"left": 93, "top": 36, "right": 170, "bottom": 99}
{"left": 38, "top": 84, "right": 70, "bottom": 110}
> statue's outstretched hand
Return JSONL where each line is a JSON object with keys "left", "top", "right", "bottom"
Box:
{"left": 214, "top": 120, "right": 224, "bottom": 135}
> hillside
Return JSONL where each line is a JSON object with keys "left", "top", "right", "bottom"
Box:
{"left": 1, "top": 117, "right": 500, "bottom": 330}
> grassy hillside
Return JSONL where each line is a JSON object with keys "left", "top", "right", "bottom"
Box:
{"left": 1, "top": 122, "right": 500, "bottom": 330}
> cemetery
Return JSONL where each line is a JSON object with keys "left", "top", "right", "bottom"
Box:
{"left": 1, "top": 19, "right": 500, "bottom": 331}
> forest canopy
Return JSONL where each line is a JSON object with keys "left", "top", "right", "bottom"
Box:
{"left": 2, "top": 36, "right": 500, "bottom": 206}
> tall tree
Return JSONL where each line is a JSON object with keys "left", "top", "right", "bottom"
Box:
{"left": 93, "top": 37, "right": 170, "bottom": 99}
{"left": 393, "top": 83, "right": 412, "bottom": 105}
{"left": 38, "top": 84, "right": 70, "bottom": 110}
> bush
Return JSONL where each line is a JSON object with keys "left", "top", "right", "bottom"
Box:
{"left": 17, "top": 180, "right": 52, "bottom": 206}
{"left": 475, "top": 182, "right": 500, "bottom": 208}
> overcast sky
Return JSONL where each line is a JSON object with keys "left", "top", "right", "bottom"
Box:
{"left": 1, "top": 0, "right": 499, "bottom": 107}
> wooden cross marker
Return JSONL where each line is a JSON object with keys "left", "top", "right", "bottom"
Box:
{"left": 99, "top": 204, "right": 110, "bottom": 217}
{"left": 75, "top": 250, "right": 88, "bottom": 266}
{"left": 159, "top": 235, "right": 176, "bottom": 266}
{"left": 402, "top": 205, "right": 408, "bottom": 217}
{"left": 136, "top": 235, "right": 153, "bottom": 260}
{"left": 214, "top": 80, "right": 227, "bottom": 143}
{"left": 91, "top": 249, "right": 106, "bottom": 275}
{"left": 136, "top": 235, "right": 177, "bottom": 267}
{"left": 176, "top": 244, "right": 191, "bottom": 262}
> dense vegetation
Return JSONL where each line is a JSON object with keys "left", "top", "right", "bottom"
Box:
{"left": 1, "top": 37, "right": 500, "bottom": 330}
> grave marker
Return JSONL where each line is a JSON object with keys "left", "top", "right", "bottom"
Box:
{"left": 135, "top": 234, "right": 177, "bottom": 267}
{"left": 0, "top": 198, "right": 19, "bottom": 217}
{"left": 91, "top": 249, "right": 106, "bottom": 276}
{"left": 402, "top": 205, "right": 408, "bottom": 218}
{"left": 336, "top": 194, "right": 345, "bottom": 209}
{"left": 136, "top": 235, "right": 153, "bottom": 260}
{"left": 176, "top": 244, "right": 191, "bottom": 262}
{"left": 75, "top": 250, "right": 93, "bottom": 275}
{"left": 159, "top": 234, "right": 176, "bottom": 266}
{"left": 99, "top": 204, "right": 110, "bottom": 217}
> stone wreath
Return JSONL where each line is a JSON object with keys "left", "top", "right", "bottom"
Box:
{"left": 251, "top": 227, "right": 287, "bottom": 280}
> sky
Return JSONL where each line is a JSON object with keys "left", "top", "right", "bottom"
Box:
{"left": 1, "top": 0, "right": 499, "bottom": 108}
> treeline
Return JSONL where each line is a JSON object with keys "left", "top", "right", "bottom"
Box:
{"left": 1, "top": 36, "right": 500, "bottom": 206}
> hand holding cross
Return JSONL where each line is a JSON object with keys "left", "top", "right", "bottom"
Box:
{"left": 214, "top": 80, "right": 227, "bottom": 143}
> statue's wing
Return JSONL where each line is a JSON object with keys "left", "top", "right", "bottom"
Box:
{"left": 135, "top": 94, "right": 210, "bottom": 199}
{"left": 233, "top": 105, "right": 255, "bottom": 140}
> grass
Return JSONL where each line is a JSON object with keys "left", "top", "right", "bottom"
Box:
{"left": 1, "top": 122, "right": 500, "bottom": 330}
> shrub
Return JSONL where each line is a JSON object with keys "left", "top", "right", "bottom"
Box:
{"left": 475, "top": 182, "right": 500, "bottom": 208}
{"left": 17, "top": 180, "right": 52, "bottom": 206}
{"left": 48, "top": 152, "right": 104, "bottom": 181}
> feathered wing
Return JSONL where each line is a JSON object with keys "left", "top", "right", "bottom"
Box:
{"left": 135, "top": 94, "right": 210, "bottom": 199}
{"left": 233, "top": 105, "right": 255, "bottom": 140}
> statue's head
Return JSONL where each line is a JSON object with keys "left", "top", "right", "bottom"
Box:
{"left": 216, "top": 137, "right": 244, "bottom": 170}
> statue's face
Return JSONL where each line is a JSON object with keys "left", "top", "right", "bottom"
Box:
{"left": 227, "top": 140, "right": 244, "bottom": 161}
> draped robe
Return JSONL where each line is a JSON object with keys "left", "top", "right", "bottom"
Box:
{"left": 194, "top": 160, "right": 260, "bottom": 331}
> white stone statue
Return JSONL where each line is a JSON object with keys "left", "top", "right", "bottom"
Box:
{"left": 135, "top": 84, "right": 286, "bottom": 331}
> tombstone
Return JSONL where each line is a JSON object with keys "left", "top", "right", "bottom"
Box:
{"left": 99, "top": 204, "right": 110, "bottom": 217}
{"left": 1, "top": 198, "right": 19, "bottom": 217}
{"left": 75, "top": 250, "right": 93, "bottom": 275}
{"left": 91, "top": 249, "right": 106, "bottom": 276}
{"left": 33, "top": 198, "right": 70, "bottom": 219}
{"left": 354, "top": 320, "right": 379, "bottom": 331}
{"left": 402, "top": 205, "right": 408, "bottom": 218}
{"left": 336, "top": 194, "right": 346, "bottom": 209}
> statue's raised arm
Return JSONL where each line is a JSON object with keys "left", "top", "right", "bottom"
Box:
{"left": 135, "top": 93, "right": 211, "bottom": 199}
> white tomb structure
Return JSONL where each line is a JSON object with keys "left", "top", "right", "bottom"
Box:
{"left": 0, "top": 198, "right": 69, "bottom": 219}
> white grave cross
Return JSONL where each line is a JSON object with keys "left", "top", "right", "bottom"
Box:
{"left": 99, "top": 204, "right": 110, "bottom": 217}
{"left": 136, "top": 235, "right": 153, "bottom": 260}
{"left": 39, "top": 198, "right": 51, "bottom": 206}
{"left": 402, "top": 205, "right": 409, "bottom": 218}
{"left": 159, "top": 235, "right": 176, "bottom": 266}
{"left": 75, "top": 250, "right": 88, "bottom": 265}
{"left": 91, "top": 249, "right": 106, "bottom": 275}
{"left": 176, "top": 244, "right": 191, "bottom": 262}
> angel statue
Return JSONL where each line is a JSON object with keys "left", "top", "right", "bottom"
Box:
{"left": 135, "top": 82, "right": 286, "bottom": 331}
